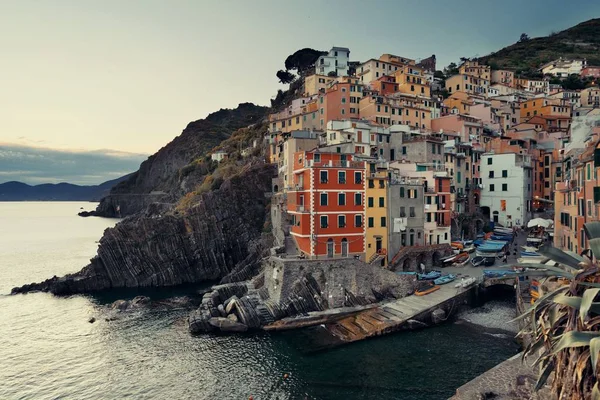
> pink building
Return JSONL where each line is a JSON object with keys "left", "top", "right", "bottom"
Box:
{"left": 431, "top": 114, "right": 484, "bottom": 142}
{"left": 581, "top": 66, "right": 600, "bottom": 78}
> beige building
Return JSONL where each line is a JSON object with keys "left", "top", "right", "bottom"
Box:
{"left": 581, "top": 87, "right": 600, "bottom": 108}
{"left": 304, "top": 74, "right": 336, "bottom": 96}
{"left": 357, "top": 54, "right": 414, "bottom": 84}
{"left": 491, "top": 70, "right": 514, "bottom": 87}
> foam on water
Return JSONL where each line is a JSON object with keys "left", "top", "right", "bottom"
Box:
{"left": 458, "top": 300, "right": 520, "bottom": 333}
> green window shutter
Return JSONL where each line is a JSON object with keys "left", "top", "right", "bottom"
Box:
{"left": 594, "top": 187, "right": 600, "bottom": 203}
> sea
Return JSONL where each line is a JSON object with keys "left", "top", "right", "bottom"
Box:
{"left": 0, "top": 202, "right": 520, "bottom": 400}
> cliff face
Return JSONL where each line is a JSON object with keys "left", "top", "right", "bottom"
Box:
{"left": 13, "top": 163, "right": 276, "bottom": 295}
{"left": 92, "top": 103, "right": 268, "bottom": 217}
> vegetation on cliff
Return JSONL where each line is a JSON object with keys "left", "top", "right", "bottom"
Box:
{"left": 478, "top": 18, "right": 600, "bottom": 76}
{"left": 93, "top": 103, "right": 268, "bottom": 217}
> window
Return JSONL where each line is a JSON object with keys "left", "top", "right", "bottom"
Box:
{"left": 400, "top": 187, "right": 405, "bottom": 197}
{"left": 368, "top": 197, "right": 374, "bottom": 207}
{"left": 409, "top": 207, "right": 415, "bottom": 217}
{"left": 368, "top": 180, "right": 375, "bottom": 189}
{"left": 432, "top": 144, "right": 436, "bottom": 154}
{"left": 355, "top": 172, "right": 362, "bottom": 184}
{"left": 320, "top": 170, "right": 328, "bottom": 183}
{"left": 355, "top": 215, "right": 362, "bottom": 227}
{"left": 381, "top": 217, "right": 386, "bottom": 227}
{"left": 338, "top": 171, "right": 346, "bottom": 184}
{"left": 314, "top": 153, "right": 321, "bottom": 163}
{"left": 400, "top": 206, "right": 406, "bottom": 217}
{"left": 379, "top": 180, "right": 385, "bottom": 188}
{"left": 426, "top": 213, "right": 432, "bottom": 222}
{"left": 338, "top": 193, "right": 346, "bottom": 206}
{"left": 379, "top": 197, "right": 384, "bottom": 207}
{"left": 338, "top": 215, "right": 346, "bottom": 228}
{"left": 320, "top": 193, "right": 328, "bottom": 206}
{"left": 489, "top": 171, "right": 494, "bottom": 178}
{"left": 320, "top": 216, "right": 328, "bottom": 228}
{"left": 502, "top": 183, "right": 508, "bottom": 191}
{"left": 355, "top": 193, "right": 362, "bottom": 205}
{"left": 490, "top": 184, "right": 495, "bottom": 192}
{"left": 487, "top": 157, "right": 492, "bottom": 165}
{"left": 502, "top": 170, "right": 507, "bottom": 178}
{"left": 402, "top": 146, "right": 407, "bottom": 155}
{"left": 368, "top": 217, "right": 374, "bottom": 228}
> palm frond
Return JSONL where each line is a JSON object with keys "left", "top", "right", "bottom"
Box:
{"left": 590, "top": 337, "right": 600, "bottom": 373}
{"left": 534, "top": 359, "right": 555, "bottom": 391}
{"left": 552, "top": 331, "right": 600, "bottom": 355}
{"left": 584, "top": 221, "right": 600, "bottom": 241}
{"left": 592, "top": 382, "right": 600, "bottom": 400}
{"left": 554, "top": 294, "right": 582, "bottom": 310}
{"left": 581, "top": 288, "right": 600, "bottom": 323}
{"left": 537, "top": 246, "right": 583, "bottom": 271}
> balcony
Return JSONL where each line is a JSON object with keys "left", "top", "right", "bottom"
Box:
{"left": 295, "top": 205, "right": 309, "bottom": 213}
{"left": 303, "top": 160, "right": 364, "bottom": 169}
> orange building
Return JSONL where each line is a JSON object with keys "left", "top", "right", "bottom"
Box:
{"left": 394, "top": 64, "right": 431, "bottom": 97}
{"left": 519, "top": 98, "right": 571, "bottom": 123}
{"left": 288, "top": 150, "right": 366, "bottom": 258}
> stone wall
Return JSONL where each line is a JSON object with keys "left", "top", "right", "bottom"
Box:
{"left": 264, "top": 257, "right": 414, "bottom": 307}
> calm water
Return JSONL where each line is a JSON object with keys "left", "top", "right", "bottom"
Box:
{"left": 0, "top": 202, "right": 519, "bottom": 400}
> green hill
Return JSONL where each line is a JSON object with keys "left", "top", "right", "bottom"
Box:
{"left": 478, "top": 18, "right": 600, "bottom": 75}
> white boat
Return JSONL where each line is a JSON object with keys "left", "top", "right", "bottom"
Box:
{"left": 454, "top": 277, "right": 477, "bottom": 288}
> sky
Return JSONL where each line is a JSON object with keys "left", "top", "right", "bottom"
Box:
{"left": 1, "top": 0, "right": 599, "bottom": 184}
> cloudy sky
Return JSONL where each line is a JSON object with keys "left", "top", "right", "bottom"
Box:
{"left": 0, "top": 144, "right": 146, "bottom": 185}
{"left": 1, "top": 0, "right": 599, "bottom": 184}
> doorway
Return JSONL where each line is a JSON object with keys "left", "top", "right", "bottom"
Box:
{"left": 341, "top": 238, "right": 348, "bottom": 257}
{"left": 327, "top": 238, "right": 334, "bottom": 258}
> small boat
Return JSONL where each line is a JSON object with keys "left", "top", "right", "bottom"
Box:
{"left": 471, "top": 256, "right": 485, "bottom": 266}
{"left": 482, "top": 257, "right": 496, "bottom": 267}
{"left": 396, "top": 271, "right": 417, "bottom": 276}
{"left": 441, "top": 254, "right": 457, "bottom": 264}
{"left": 418, "top": 270, "right": 442, "bottom": 280}
{"left": 415, "top": 281, "right": 441, "bottom": 296}
{"left": 434, "top": 274, "right": 456, "bottom": 285}
{"left": 521, "top": 251, "right": 541, "bottom": 257}
{"left": 463, "top": 245, "right": 476, "bottom": 254}
{"left": 454, "top": 277, "right": 477, "bottom": 288}
{"left": 451, "top": 242, "right": 464, "bottom": 249}
{"left": 483, "top": 269, "right": 517, "bottom": 278}
{"left": 453, "top": 252, "right": 470, "bottom": 265}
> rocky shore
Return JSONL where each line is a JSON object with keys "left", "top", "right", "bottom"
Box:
{"left": 12, "top": 162, "right": 276, "bottom": 295}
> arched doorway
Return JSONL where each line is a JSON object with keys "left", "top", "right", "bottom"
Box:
{"left": 432, "top": 251, "right": 442, "bottom": 266}
{"left": 416, "top": 253, "right": 427, "bottom": 272}
{"left": 273, "top": 184, "right": 279, "bottom": 193}
{"left": 402, "top": 258, "right": 411, "bottom": 272}
{"left": 341, "top": 238, "right": 348, "bottom": 257}
{"left": 327, "top": 238, "right": 334, "bottom": 258}
{"left": 480, "top": 206, "right": 490, "bottom": 220}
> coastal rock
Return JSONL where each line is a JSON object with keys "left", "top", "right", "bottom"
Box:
{"left": 88, "top": 103, "right": 268, "bottom": 218}
{"left": 11, "top": 163, "right": 276, "bottom": 296}
{"left": 208, "top": 317, "right": 248, "bottom": 333}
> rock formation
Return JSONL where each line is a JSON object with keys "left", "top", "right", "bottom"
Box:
{"left": 12, "top": 162, "right": 276, "bottom": 295}
{"left": 188, "top": 257, "right": 415, "bottom": 334}
{"left": 85, "top": 103, "right": 268, "bottom": 218}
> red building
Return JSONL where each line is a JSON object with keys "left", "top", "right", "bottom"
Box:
{"left": 288, "top": 150, "right": 366, "bottom": 258}
{"left": 581, "top": 66, "right": 600, "bottom": 79}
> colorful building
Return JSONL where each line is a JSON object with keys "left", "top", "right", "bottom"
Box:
{"left": 288, "top": 150, "right": 366, "bottom": 259}
{"left": 365, "top": 161, "right": 389, "bottom": 265}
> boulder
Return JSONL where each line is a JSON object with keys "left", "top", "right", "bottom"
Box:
{"left": 111, "top": 299, "right": 130, "bottom": 311}
{"left": 217, "top": 304, "right": 227, "bottom": 317}
{"left": 132, "top": 296, "right": 151, "bottom": 306}
{"left": 227, "top": 313, "right": 239, "bottom": 322}
{"left": 208, "top": 317, "right": 248, "bottom": 332}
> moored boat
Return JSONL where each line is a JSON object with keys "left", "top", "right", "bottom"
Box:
{"left": 415, "top": 281, "right": 441, "bottom": 296}
{"left": 471, "top": 256, "right": 485, "bottom": 266}
{"left": 418, "top": 270, "right": 442, "bottom": 280}
{"left": 454, "top": 277, "right": 477, "bottom": 288}
{"left": 434, "top": 274, "right": 456, "bottom": 285}
{"left": 453, "top": 252, "right": 470, "bottom": 265}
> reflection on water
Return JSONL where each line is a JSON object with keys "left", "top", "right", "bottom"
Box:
{"left": 0, "top": 202, "right": 520, "bottom": 400}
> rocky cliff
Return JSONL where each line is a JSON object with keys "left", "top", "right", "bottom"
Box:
{"left": 88, "top": 103, "right": 268, "bottom": 218}
{"left": 12, "top": 162, "right": 276, "bottom": 295}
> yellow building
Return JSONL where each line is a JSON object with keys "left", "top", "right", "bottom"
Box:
{"left": 365, "top": 161, "right": 389, "bottom": 266}
{"left": 519, "top": 97, "right": 571, "bottom": 123}
{"left": 304, "top": 74, "right": 336, "bottom": 96}
{"left": 459, "top": 60, "right": 491, "bottom": 80}
{"left": 394, "top": 65, "right": 431, "bottom": 97}
{"left": 444, "top": 91, "right": 473, "bottom": 114}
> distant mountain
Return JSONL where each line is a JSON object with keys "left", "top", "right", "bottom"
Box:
{"left": 478, "top": 18, "right": 600, "bottom": 74}
{"left": 0, "top": 174, "right": 133, "bottom": 201}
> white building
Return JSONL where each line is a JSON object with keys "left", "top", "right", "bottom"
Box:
{"left": 315, "top": 46, "right": 351, "bottom": 77}
{"left": 540, "top": 58, "right": 587, "bottom": 78}
{"left": 480, "top": 152, "right": 533, "bottom": 227}
{"left": 211, "top": 150, "right": 228, "bottom": 162}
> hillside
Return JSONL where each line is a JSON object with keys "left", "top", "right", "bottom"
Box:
{"left": 0, "top": 174, "right": 132, "bottom": 201}
{"left": 478, "top": 18, "right": 600, "bottom": 74}
{"left": 92, "top": 102, "right": 268, "bottom": 217}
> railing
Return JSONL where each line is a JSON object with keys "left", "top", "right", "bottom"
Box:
{"left": 304, "top": 160, "right": 364, "bottom": 169}
{"left": 295, "top": 205, "right": 308, "bottom": 212}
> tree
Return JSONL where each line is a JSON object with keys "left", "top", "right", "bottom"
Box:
{"left": 276, "top": 70, "right": 295, "bottom": 84}
{"left": 519, "top": 33, "right": 530, "bottom": 43}
{"left": 562, "top": 74, "right": 587, "bottom": 90}
{"left": 434, "top": 70, "right": 445, "bottom": 80}
{"left": 443, "top": 62, "right": 459, "bottom": 77}
{"left": 283, "top": 48, "right": 327, "bottom": 76}
{"left": 327, "top": 71, "right": 338, "bottom": 77}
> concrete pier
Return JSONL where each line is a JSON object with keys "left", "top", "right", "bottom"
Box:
{"left": 265, "top": 280, "right": 478, "bottom": 350}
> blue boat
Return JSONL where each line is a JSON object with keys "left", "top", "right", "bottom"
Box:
{"left": 491, "top": 235, "right": 513, "bottom": 241}
{"left": 521, "top": 251, "right": 541, "bottom": 257}
{"left": 418, "top": 270, "right": 442, "bottom": 280}
{"left": 434, "top": 274, "right": 456, "bottom": 285}
{"left": 396, "top": 271, "right": 417, "bottom": 276}
{"left": 483, "top": 270, "right": 517, "bottom": 278}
